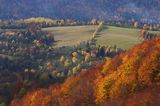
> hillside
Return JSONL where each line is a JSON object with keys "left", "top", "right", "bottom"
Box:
{"left": 0, "top": 0, "right": 160, "bottom": 23}
{"left": 11, "top": 36, "right": 160, "bottom": 106}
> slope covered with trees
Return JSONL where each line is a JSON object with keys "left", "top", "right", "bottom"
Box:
{"left": 0, "top": 0, "right": 160, "bottom": 23}
{"left": 11, "top": 36, "right": 160, "bottom": 106}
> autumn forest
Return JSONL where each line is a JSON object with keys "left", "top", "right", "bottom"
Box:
{"left": 10, "top": 36, "right": 160, "bottom": 106}
{"left": 0, "top": 0, "right": 160, "bottom": 106}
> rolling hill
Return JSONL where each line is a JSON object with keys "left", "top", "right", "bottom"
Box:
{"left": 0, "top": 0, "right": 160, "bottom": 23}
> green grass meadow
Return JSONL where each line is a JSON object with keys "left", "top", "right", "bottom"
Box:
{"left": 43, "top": 25, "right": 97, "bottom": 47}
{"left": 43, "top": 26, "right": 160, "bottom": 49}
{"left": 95, "top": 26, "right": 141, "bottom": 49}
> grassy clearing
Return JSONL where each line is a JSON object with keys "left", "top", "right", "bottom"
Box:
{"left": 95, "top": 26, "right": 142, "bottom": 49}
{"left": 96, "top": 26, "right": 160, "bottom": 49}
{"left": 43, "top": 25, "right": 97, "bottom": 47}
{"left": 43, "top": 25, "right": 160, "bottom": 49}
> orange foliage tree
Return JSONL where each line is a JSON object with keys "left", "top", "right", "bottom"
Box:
{"left": 11, "top": 36, "right": 160, "bottom": 106}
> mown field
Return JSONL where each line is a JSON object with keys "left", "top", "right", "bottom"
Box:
{"left": 43, "top": 26, "right": 160, "bottom": 49}
{"left": 43, "top": 25, "right": 98, "bottom": 47}
{"left": 95, "top": 26, "right": 141, "bottom": 49}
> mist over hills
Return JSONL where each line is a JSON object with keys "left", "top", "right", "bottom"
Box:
{"left": 0, "top": 0, "right": 160, "bottom": 23}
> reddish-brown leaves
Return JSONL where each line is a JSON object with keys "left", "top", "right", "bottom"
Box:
{"left": 11, "top": 36, "right": 160, "bottom": 106}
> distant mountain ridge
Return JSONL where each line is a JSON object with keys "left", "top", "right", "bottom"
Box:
{"left": 0, "top": 0, "right": 159, "bottom": 23}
